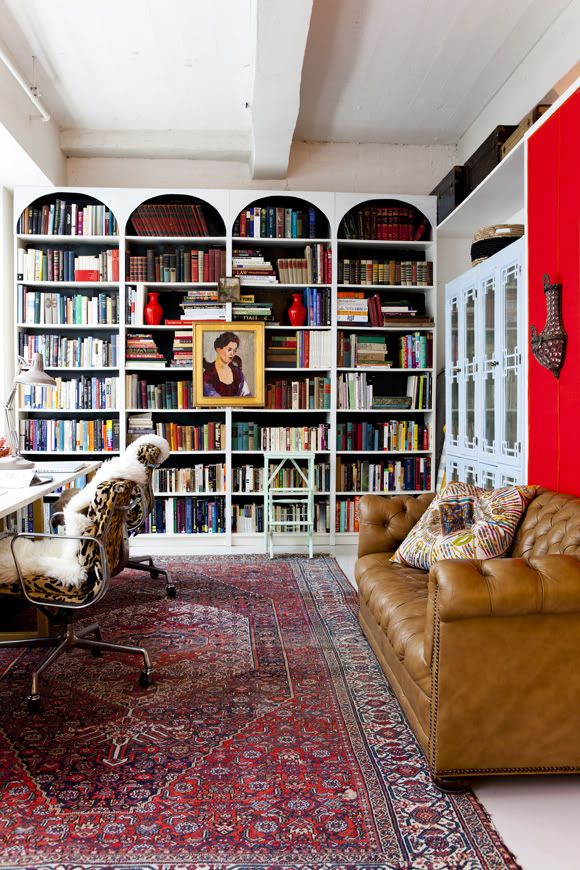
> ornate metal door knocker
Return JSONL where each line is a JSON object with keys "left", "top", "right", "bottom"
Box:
{"left": 530, "top": 274, "right": 566, "bottom": 378}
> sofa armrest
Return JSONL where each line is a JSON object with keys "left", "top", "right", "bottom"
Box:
{"left": 357, "top": 492, "right": 435, "bottom": 558}
{"left": 424, "top": 554, "right": 580, "bottom": 775}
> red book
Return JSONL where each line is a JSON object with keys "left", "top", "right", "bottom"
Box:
{"left": 75, "top": 269, "right": 100, "bottom": 281}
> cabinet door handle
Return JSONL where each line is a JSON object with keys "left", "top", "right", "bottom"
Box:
{"left": 490, "top": 360, "right": 499, "bottom": 367}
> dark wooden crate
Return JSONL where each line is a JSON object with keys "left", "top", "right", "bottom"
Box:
{"left": 464, "top": 125, "right": 517, "bottom": 194}
{"left": 430, "top": 166, "right": 466, "bottom": 225}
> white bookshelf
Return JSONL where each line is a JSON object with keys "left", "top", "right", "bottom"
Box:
{"left": 14, "top": 186, "right": 437, "bottom": 552}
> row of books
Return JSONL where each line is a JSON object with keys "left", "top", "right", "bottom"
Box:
{"left": 17, "top": 201, "right": 118, "bottom": 237}
{"left": 231, "top": 302, "right": 273, "bottom": 322}
{"left": 20, "top": 376, "right": 118, "bottom": 411}
{"left": 125, "top": 375, "right": 194, "bottom": 410}
{"left": 19, "top": 289, "right": 118, "bottom": 325}
{"left": 339, "top": 206, "right": 428, "bottom": 242}
{"left": 17, "top": 248, "right": 120, "bottom": 282}
{"left": 233, "top": 503, "right": 331, "bottom": 534}
{"left": 338, "top": 333, "right": 389, "bottom": 367}
{"left": 126, "top": 248, "right": 226, "bottom": 283}
{"left": 336, "top": 458, "right": 432, "bottom": 492}
{"left": 171, "top": 329, "right": 193, "bottom": 367}
{"left": 152, "top": 464, "right": 226, "bottom": 494}
{"left": 232, "top": 252, "right": 277, "bottom": 284}
{"left": 231, "top": 423, "right": 330, "bottom": 452}
{"left": 277, "top": 245, "right": 332, "bottom": 285}
{"left": 336, "top": 498, "right": 361, "bottom": 533}
{"left": 129, "top": 203, "right": 210, "bottom": 237}
{"left": 127, "top": 416, "right": 226, "bottom": 451}
{"left": 141, "top": 498, "right": 225, "bottom": 534}
{"left": 338, "top": 420, "right": 430, "bottom": 453}
{"left": 233, "top": 206, "right": 319, "bottom": 239}
{"left": 338, "top": 258, "right": 433, "bottom": 286}
{"left": 299, "top": 286, "right": 331, "bottom": 326}
{"left": 266, "top": 331, "right": 332, "bottom": 368}
{"left": 398, "top": 333, "right": 433, "bottom": 368}
{"left": 232, "top": 462, "right": 330, "bottom": 493}
{"left": 19, "top": 334, "right": 118, "bottom": 369}
{"left": 19, "top": 418, "right": 120, "bottom": 452}
{"left": 265, "top": 377, "right": 331, "bottom": 410}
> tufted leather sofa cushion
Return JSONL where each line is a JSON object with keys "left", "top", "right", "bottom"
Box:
{"left": 356, "top": 554, "right": 431, "bottom": 693}
{"left": 511, "top": 488, "right": 580, "bottom": 560}
{"left": 358, "top": 493, "right": 435, "bottom": 558}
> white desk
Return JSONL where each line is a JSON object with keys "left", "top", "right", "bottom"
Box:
{"left": 0, "top": 462, "right": 101, "bottom": 521}
{"left": 0, "top": 461, "right": 101, "bottom": 640}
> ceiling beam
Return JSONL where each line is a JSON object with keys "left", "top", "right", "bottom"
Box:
{"left": 60, "top": 129, "right": 250, "bottom": 161}
{"left": 250, "top": 0, "right": 313, "bottom": 179}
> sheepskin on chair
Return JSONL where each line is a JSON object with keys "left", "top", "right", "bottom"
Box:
{"left": 0, "top": 435, "right": 170, "bottom": 590}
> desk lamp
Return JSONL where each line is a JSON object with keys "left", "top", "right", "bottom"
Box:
{"left": 1, "top": 353, "right": 56, "bottom": 471}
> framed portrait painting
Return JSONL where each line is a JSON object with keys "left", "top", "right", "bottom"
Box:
{"left": 193, "top": 322, "right": 265, "bottom": 407}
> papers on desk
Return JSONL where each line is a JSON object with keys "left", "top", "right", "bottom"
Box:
{"left": 0, "top": 469, "right": 36, "bottom": 488}
{"left": 35, "top": 461, "right": 87, "bottom": 473}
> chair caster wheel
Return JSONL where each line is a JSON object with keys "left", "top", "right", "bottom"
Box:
{"left": 139, "top": 670, "right": 153, "bottom": 688}
{"left": 150, "top": 570, "right": 160, "bottom": 579}
{"left": 91, "top": 648, "right": 102, "bottom": 657}
{"left": 27, "top": 695, "right": 41, "bottom": 714}
{"left": 166, "top": 585, "right": 177, "bottom": 598}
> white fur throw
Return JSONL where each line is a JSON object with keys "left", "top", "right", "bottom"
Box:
{"left": 0, "top": 435, "right": 170, "bottom": 590}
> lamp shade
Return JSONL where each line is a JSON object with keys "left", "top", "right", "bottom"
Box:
{"left": 15, "top": 353, "right": 57, "bottom": 387}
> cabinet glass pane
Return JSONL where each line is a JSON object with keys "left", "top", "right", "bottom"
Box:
{"left": 451, "top": 299, "right": 459, "bottom": 367}
{"left": 503, "top": 369, "right": 518, "bottom": 455}
{"left": 466, "top": 376, "right": 475, "bottom": 446}
{"left": 484, "top": 372, "right": 495, "bottom": 451}
{"left": 503, "top": 265, "right": 518, "bottom": 356}
{"left": 481, "top": 469, "right": 495, "bottom": 489}
{"left": 483, "top": 277, "right": 495, "bottom": 358}
{"left": 465, "top": 291, "right": 475, "bottom": 359}
{"left": 451, "top": 379, "right": 459, "bottom": 443}
{"left": 448, "top": 460, "right": 460, "bottom": 483}
{"left": 465, "top": 465, "right": 477, "bottom": 485}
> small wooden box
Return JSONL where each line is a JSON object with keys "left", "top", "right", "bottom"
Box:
{"left": 464, "top": 126, "right": 517, "bottom": 194}
{"left": 430, "top": 166, "right": 466, "bottom": 225}
{"left": 500, "top": 104, "right": 551, "bottom": 158}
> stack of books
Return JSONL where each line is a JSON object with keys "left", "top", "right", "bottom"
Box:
{"left": 337, "top": 293, "right": 368, "bottom": 324}
{"left": 232, "top": 302, "right": 274, "bottom": 322}
{"left": 171, "top": 329, "right": 193, "bottom": 367}
{"left": 232, "top": 250, "right": 278, "bottom": 285}
{"left": 127, "top": 413, "right": 155, "bottom": 442}
{"left": 126, "top": 334, "right": 166, "bottom": 368}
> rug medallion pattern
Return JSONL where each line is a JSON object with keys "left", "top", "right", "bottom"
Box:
{"left": 0, "top": 556, "right": 518, "bottom": 868}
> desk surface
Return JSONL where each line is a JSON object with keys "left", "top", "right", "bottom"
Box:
{"left": 0, "top": 461, "right": 101, "bottom": 519}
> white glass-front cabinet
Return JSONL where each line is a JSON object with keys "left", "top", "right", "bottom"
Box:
{"left": 445, "top": 238, "right": 525, "bottom": 488}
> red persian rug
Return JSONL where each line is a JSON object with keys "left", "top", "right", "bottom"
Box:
{"left": 0, "top": 556, "right": 518, "bottom": 869}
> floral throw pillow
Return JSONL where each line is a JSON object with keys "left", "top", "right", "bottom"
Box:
{"left": 391, "top": 482, "right": 536, "bottom": 571}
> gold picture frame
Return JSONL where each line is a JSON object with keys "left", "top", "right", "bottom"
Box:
{"left": 193, "top": 322, "right": 265, "bottom": 407}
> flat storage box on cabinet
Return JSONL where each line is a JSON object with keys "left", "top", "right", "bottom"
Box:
{"left": 430, "top": 166, "right": 466, "bottom": 225}
{"left": 500, "top": 104, "right": 551, "bottom": 159}
{"left": 464, "top": 125, "right": 517, "bottom": 194}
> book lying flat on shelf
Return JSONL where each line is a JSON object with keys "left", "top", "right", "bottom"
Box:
{"left": 35, "top": 460, "right": 88, "bottom": 473}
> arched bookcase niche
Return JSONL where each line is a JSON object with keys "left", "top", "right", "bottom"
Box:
{"left": 17, "top": 191, "right": 119, "bottom": 237}
{"left": 232, "top": 194, "right": 331, "bottom": 240}
{"left": 337, "top": 197, "right": 432, "bottom": 243}
{"left": 126, "top": 193, "right": 226, "bottom": 239}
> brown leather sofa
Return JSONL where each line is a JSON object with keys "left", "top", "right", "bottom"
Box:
{"left": 355, "top": 489, "right": 580, "bottom": 790}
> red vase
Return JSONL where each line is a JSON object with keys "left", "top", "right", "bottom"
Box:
{"left": 144, "top": 291, "right": 164, "bottom": 325}
{"left": 288, "top": 293, "right": 307, "bottom": 326}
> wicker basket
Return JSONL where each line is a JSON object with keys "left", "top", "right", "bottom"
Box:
{"left": 471, "top": 224, "right": 524, "bottom": 266}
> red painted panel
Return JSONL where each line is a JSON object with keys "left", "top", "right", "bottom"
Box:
{"left": 527, "top": 89, "right": 580, "bottom": 493}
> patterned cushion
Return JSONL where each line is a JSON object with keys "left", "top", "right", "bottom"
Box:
{"left": 391, "top": 482, "right": 536, "bottom": 571}
{"left": 438, "top": 494, "right": 475, "bottom": 534}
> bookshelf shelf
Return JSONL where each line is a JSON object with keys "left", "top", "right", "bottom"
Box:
{"left": 14, "top": 186, "right": 436, "bottom": 550}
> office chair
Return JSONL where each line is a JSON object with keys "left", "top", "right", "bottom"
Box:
{"left": 51, "top": 436, "right": 175, "bottom": 598}
{"left": 0, "top": 478, "right": 154, "bottom": 712}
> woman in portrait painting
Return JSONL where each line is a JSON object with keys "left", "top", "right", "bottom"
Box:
{"left": 203, "top": 331, "right": 251, "bottom": 397}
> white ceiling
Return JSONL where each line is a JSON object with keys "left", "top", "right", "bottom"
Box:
{"left": 0, "top": 0, "right": 575, "bottom": 179}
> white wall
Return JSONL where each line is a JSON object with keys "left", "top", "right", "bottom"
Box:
{"left": 66, "top": 141, "right": 457, "bottom": 195}
{"left": 457, "top": 0, "right": 580, "bottom": 162}
{"left": 1, "top": 187, "right": 14, "bottom": 439}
